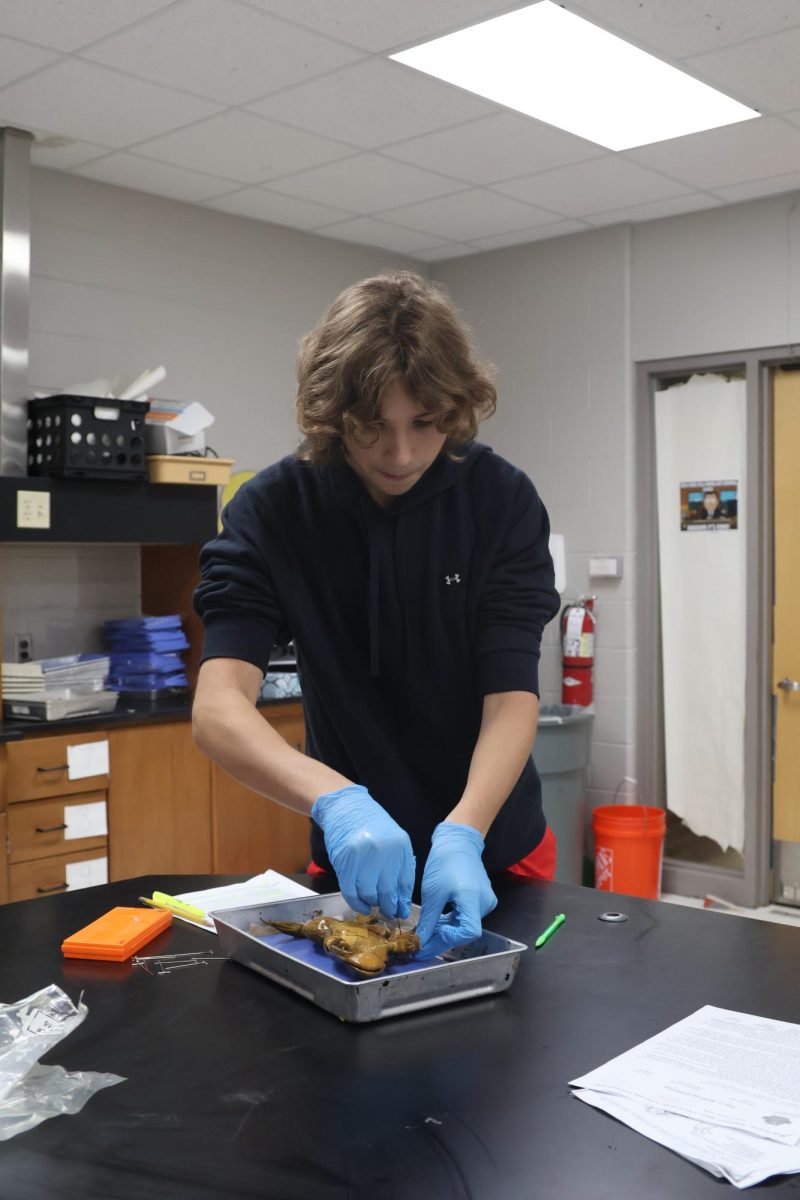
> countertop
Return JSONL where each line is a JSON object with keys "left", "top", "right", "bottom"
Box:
{"left": 2, "top": 873, "right": 800, "bottom": 1199}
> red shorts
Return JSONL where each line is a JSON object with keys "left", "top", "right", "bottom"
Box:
{"left": 506, "top": 825, "right": 557, "bottom": 881}
{"left": 308, "top": 826, "right": 557, "bottom": 883}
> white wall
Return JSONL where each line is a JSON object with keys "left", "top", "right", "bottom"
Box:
{"left": 19, "top": 168, "right": 800, "bottom": 819}
{"left": 30, "top": 168, "right": 418, "bottom": 471}
{"left": 438, "top": 189, "right": 800, "bottom": 814}
{"left": 632, "top": 192, "right": 800, "bottom": 360}
{"left": 437, "top": 226, "right": 636, "bottom": 810}
{"left": 18, "top": 169, "right": 418, "bottom": 660}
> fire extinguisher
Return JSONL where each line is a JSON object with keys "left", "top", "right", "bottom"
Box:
{"left": 561, "top": 596, "right": 595, "bottom": 706}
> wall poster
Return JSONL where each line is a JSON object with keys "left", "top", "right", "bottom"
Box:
{"left": 680, "top": 480, "right": 739, "bottom": 531}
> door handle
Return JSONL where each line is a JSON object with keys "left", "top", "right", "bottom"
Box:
{"left": 777, "top": 678, "right": 800, "bottom": 692}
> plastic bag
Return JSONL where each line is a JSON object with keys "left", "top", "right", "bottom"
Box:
{"left": 0, "top": 984, "right": 124, "bottom": 1141}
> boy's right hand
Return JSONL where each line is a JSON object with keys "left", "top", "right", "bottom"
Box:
{"left": 311, "top": 785, "right": 415, "bottom": 919}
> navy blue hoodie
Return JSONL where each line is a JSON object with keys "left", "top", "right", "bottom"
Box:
{"left": 194, "top": 442, "right": 560, "bottom": 881}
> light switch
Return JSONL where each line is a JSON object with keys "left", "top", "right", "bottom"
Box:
{"left": 17, "top": 490, "right": 51, "bottom": 529}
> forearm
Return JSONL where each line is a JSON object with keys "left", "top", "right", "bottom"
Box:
{"left": 193, "top": 684, "right": 351, "bottom": 816}
{"left": 447, "top": 690, "right": 540, "bottom": 837}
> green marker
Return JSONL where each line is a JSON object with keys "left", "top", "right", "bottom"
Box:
{"left": 535, "top": 912, "right": 566, "bottom": 949}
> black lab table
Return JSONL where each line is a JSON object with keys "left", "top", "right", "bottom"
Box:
{"left": 1, "top": 873, "right": 799, "bottom": 1199}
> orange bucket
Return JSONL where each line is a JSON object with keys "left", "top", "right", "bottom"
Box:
{"left": 592, "top": 804, "right": 666, "bottom": 899}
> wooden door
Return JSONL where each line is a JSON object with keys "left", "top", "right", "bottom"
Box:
{"left": 108, "top": 721, "right": 212, "bottom": 879}
{"left": 773, "top": 370, "right": 800, "bottom": 844}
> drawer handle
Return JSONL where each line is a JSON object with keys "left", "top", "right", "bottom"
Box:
{"left": 36, "top": 882, "right": 68, "bottom": 894}
{"left": 36, "top": 763, "right": 68, "bottom": 773}
{"left": 35, "top": 823, "right": 68, "bottom": 833}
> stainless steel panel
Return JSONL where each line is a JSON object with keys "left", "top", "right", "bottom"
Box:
{"left": 0, "top": 127, "right": 33, "bottom": 476}
{"left": 212, "top": 893, "right": 527, "bottom": 1023}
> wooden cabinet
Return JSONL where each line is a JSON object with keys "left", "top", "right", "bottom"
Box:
{"left": 212, "top": 702, "right": 311, "bottom": 876}
{"left": 6, "top": 730, "right": 110, "bottom": 803}
{"left": 3, "top": 730, "right": 111, "bottom": 902}
{"left": 0, "top": 814, "right": 8, "bottom": 905}
{"left": 108, "top": 721, "right": 212, "bottom": 879}
{"left": 0, "top": 701, "right": 308, "bottom": 901}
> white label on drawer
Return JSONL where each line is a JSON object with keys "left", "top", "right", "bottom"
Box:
{"left": 64, "top": 800, "right": 107, "bottom": 840}
{"left": 67, "top": 740, "right": 109, "bottom": 780}
{"left": 66, "top": 856, "right": 108, "bottom": 890}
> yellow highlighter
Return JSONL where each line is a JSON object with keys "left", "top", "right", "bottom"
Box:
{"left": 141, "top": 892, "right": 210, "bottom": 926}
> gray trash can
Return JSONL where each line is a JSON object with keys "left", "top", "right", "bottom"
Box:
{"left": 535, "top": 704, "right": 594, "bottom": 885}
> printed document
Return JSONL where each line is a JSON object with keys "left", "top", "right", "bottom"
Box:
{"left": 570, "top": 1006, "right": 800, "bottom": 1188}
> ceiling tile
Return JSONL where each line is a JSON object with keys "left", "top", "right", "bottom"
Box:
{"left": 204, "top": 187, "right": 353, "bottom": 228}
{"left": 0, "top": 34, "right": 56, "bottom": 86}
{"left": 31, "top": 134, "right": 109, "bottom": 170}
{"left": 245, "top": 0, "right": 518, "bottom": 53}
{"left": 383, "top": 111, "right": 605, "bottom": 185}
{"left": 625, "top": 116, "right": 800, "bottom": 190}
{"left": 82, "top": 0, "right": 362, "bottom": 106}
{"left": 247, "top": 57, "right": 491, "bottom": 149}
{"left": 710, "top": 169, "right": 800, "bottom": 203}
{"left": 315, "top": 216, "right": 450, "bottom": 254}
{"left": 570, "top": 0, "right": 800, "bottom": 59}
{"left": 495, "top": 156, "right": 691, "bottom": 216}
{"left": 0, "top": 59, "right": 221, "bottom": 147}
{"left": 582, "top": 191, "right": 722, "bottom": 226}
{"left": 135, "top": 110, "right": 355, "bottom": 184}
{"left": 470, "top": 219, "right": 590, "bottom": 250}
{"left": 379, "top": 188, "right": 556, "bottom": 240}
{"left": 686, "top": 27, "right": 800, "bottom": 113}
{"left": 72, "top": 153, "right": 238, "bottom": 203}
{"left": 414, "top": 243, "right": 478, "bottom": 261}
{"left": 0, "top": 0, "right": 174, "bottom": 52}
{"left": 267, "top": 154, "right": 464, "bottom": 214}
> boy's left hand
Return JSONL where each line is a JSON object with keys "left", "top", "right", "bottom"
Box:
{"left": 416, "top": 821, "right": 497, "bottom": 958}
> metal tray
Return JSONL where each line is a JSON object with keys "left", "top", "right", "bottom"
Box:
{"left": 211, "top": 893, "right": 528, "bottom": 1023}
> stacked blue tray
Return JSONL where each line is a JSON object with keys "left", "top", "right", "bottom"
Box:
{"left": 104, "top": 615, "right": 189, "bottom": 693}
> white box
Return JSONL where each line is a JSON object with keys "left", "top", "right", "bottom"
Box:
{"left": 145, "top": 423, "right": 206, "bottom": 455}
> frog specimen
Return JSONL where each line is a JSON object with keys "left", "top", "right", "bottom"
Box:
{"left": 251, "top": 911, "right": 420, "bottom": 977}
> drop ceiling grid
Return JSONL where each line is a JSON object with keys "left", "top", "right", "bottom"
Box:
{"left": 0, "top": 0, "right": 799, "bottom": 258}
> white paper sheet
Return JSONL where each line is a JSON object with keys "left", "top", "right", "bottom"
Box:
{"left": 66, "top": 741, "right": 109, "bottom": 781}
{"left": 64, "top": 801, "right": 107, "bottom": 841}
{"left": 570, "top": 1006, "right": 800, "bottom": 1188}
{"left": 172, "top": 869, "right": 317, "bottom": 934}
{"left": 65, "top": 857, "right": 108, "bottom": 890}
{"left": 574, "top": 1088, "right": 800, "bottom": 1189}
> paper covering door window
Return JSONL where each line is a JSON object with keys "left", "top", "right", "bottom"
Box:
{"left": 67, "top": 741, "right": 109, "bottom": 781}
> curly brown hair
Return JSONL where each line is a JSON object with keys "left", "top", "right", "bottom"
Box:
{"left": 296, "top": 271, "right": 496, "bottom": 463}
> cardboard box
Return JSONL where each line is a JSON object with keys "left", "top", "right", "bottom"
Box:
{"left": 147, "top": 455, "right": 233, "bottom": 486}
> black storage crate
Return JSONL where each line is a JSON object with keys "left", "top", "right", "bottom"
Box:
{"left": 27, "top": 395, "right": 150, "bottom": 480}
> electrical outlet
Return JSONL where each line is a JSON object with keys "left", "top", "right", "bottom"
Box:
{"left": 16, "top": 490, "right": 51, "bottom": 530}
{"left": 14, "top": 633, "right": 34, "bottom": 663}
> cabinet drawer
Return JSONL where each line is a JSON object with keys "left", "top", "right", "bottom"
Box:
{"left": 7, "top": 790, "right": 107, "bottom": 864}
{"left": 6, "top": 731, "right": 110, "bottom": 803}
{"left": 9, "top": 847, "right": 108, "bottom": 902}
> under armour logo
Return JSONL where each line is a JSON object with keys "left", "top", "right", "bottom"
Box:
{"left": 445, "top": 573, "right": 461, "bottom": 585}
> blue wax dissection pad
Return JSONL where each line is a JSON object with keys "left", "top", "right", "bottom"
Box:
{"left": 256, "top": 933, "right": 441, "bottom": 981}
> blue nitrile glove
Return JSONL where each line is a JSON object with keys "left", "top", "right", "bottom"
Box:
{"left": 311, "top": 784, "right": 415, "bottom": 919}
{"left": 416, "top": 821, "right": 498, "bottom": 959}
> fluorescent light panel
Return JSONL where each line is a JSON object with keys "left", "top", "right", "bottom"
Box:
{"left": 390, "top": 2, "right": 759, "bottom": 151}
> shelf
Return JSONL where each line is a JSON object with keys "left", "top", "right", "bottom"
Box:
{"left": 0, "top": 475, "right": 219, "bottom": 544}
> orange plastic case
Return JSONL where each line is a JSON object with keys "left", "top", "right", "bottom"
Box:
{"left": 61, "top": 906, "right": 172, "bottom": 961}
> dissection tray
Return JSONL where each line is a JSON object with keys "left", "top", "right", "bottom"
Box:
{"left": 211, "top": 892, "right": 527, "bottom": 1023}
